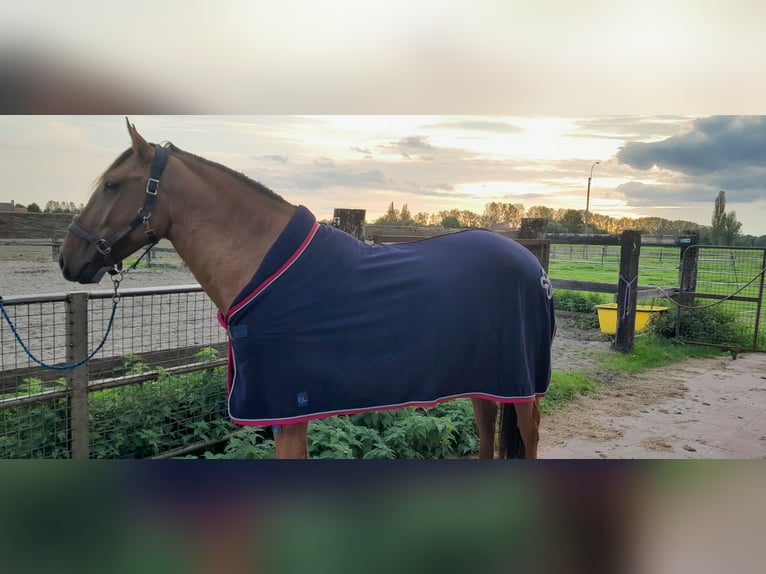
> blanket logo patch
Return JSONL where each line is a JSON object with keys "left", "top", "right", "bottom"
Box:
{"left": 540, "top": 269, "right": 553, "bottom": 300}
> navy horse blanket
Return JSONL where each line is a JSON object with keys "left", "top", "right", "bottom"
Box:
{"left": 218, "top": 206, "right": 556, "bottom": 427}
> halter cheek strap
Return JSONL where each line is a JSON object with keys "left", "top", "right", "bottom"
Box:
{"left": 67, "top": 143, "right": 171, "bottom": 270}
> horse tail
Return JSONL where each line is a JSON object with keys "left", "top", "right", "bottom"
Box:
{"left": 498, "top": 402, "right": 525, "bottom": 459}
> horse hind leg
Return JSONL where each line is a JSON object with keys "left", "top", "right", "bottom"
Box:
{"left": 273, "top": 421, "right": 309, "bottom": 459}
{"left": 513, "top": 401, "right": 541, "bottom": 459}
{"left": 471, "top": 398, "right": 498, "bottom": 459}
{"left": 497, "top": 401, "right": 540, "bottom": 459}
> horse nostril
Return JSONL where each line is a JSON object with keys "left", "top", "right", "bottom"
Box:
{"left": 59, "top": 256, "right": 73, "bottom": 281}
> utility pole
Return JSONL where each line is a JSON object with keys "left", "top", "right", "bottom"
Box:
{"left": 584, "top": 160, "right": 600, "bottom": 234}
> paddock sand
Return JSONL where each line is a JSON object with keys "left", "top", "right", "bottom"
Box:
{"left": 0, "top": 260, "right": 197, "bottom": 297}
{"left": 3, "top": 261, "right": 765, "bottom": 459}
{"left": 542, "top": 313, "right": 766, "bottom": 459}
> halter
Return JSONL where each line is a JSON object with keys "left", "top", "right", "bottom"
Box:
{"left": 67, "top": 143, "right": 171, "bottom": 276}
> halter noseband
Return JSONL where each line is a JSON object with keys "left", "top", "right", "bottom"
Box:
{"left": 67, "top": 143, "right": 171, "bottom": 272}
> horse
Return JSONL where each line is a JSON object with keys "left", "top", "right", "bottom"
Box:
{"left": 59, "top": 119, "right": 556, "bottom": 459}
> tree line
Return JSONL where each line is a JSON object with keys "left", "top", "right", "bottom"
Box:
{"left": 11, "top": 200, "right": 83, "bottom": 214}
{"left": 374, "top": 194, "right": 764, "bottom": 247}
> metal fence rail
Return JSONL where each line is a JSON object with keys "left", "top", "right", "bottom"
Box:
{"left": 1, "top": 285, "right": 232, "bottom": 459}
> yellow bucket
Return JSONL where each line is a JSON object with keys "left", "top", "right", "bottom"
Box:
{"left": 595, "top": 303, "right": 669, "bottom": 335}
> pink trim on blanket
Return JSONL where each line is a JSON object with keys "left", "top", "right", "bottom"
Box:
{"left": 223, "top": 221, "right": 320, "bottom": 323}
{"left": 218, "top": 220, "right": 320, "bottom": 395}
{"left": 228, "top": 392, "right": 547, "bottom": 427}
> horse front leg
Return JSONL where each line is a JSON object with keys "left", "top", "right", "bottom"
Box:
{"left": 273, "top": 422, "right": 309, "bottom": 459}
{"left": 471, "top": 398, "right": 498, "bottom": 459}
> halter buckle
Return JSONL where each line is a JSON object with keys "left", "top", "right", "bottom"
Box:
{"left": 95, "top": 239, "right": 112, "bottom": 256}
{"left": 146, "top": 177, "right": 160, "bottom": 195}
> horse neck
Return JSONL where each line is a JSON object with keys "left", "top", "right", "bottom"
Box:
{"left": 163, "top": 155, "right": 297, "bottom": 313}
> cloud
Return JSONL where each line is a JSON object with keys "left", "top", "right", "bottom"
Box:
{"left": 288, "top": 168, "right": 392, "bottom": 190}
{"left": 350, "top": 146, "right": 372, "bottom": 158}
{"left": 617, "top": 116, "right": 766, "bottom": 174}
{"left": 613, "top": 116, "right": 766, "bottom": 210}
{"left": 572, "top": 115, "right": 692, "bottom": 141}
{"left": 256, "top": 154, "right": 288, "bottom": 164}
{"left": 385, "top": 135, "right": 435, "bottom": 159}
{"left": 616, "top": 181, "right": 719, "bottom": 207}
{"left": 314, "top": 157, "right": 335, "bottom": 168}
{"left": 421, "top": 118, "right": 525, "bottom": 134}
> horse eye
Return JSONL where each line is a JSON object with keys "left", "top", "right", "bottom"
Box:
{"left": 104, "top": 181, "right": 119, "bottom": 193}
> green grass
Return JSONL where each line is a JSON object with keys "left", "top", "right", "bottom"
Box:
{"left": 595, "top": 334, "right": 723, "bottom": 374}
{"left": 549, "top": 244, "right": 681, "bottom": 286}
{"left": 539, "top": 371, "right": 598, "bottom": 413}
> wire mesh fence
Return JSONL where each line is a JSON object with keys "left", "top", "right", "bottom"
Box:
{"left": 0, "top": 286, "right": 233, "bottom": 459}
{"left": 676, "top": 246, "right": 766, "bottom": 351}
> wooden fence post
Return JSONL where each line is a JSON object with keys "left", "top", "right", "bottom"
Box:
{"left": 678, "top": 230, "right": 699, "bottom": 308}
{"left": 518, "top": 218, "right": 551, "bottom": 272}
{"left": 519, "top": 218, "right": 548, "bottom": 239}
{"left": 332, "top": 208, "right": 366, "bottom": 241}
{"left": 614, "top": 230, "right": 642, "bottom": 353}
{"left": 67, "top": 292, "right": 90, "bottom": 459}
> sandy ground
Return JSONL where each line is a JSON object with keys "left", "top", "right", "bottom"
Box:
{"left": 0, "top": 260, "right": 198, "bottom": 297}
{"left": 2, "top": 261, "right": 766, "bottom": 459}
{"left": 542, "top": 312, "right": 766, "bottom": 459}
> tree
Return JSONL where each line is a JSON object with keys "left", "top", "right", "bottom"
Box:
{"left": 544, "top": 220, "right": 568, "bottom": 234}
{"left": 399, "top": 203, "right": 412, "bottom": 225}
{"left": 459, "top": 210, "right": 483, "bottom": 228}
{"left": 26, "top": 202, "right": 41, "bottom": 213}
{"left": 42, "top": 200, "right": 80, "bottom": 214}
{"left": 481, "top": 202, "right": 502, "bottom": 226}
{"left": 481, "top": 202, "right": 524, "bottom": 227}
{"left": 441, "top": 216, "right": 460, "bottom": 228}
{"left": 413, "top": 212, "right": 430, "bottom": 226}
{"left": 711, "top": 191, "right": 742, "bottom": 245}
{"left": 375, "top": 202, "right": 400, "bottom": 225}
{"left": 559, "top": 209, "right": 584, "bottom": 233}
{"left": 526, "top": 205, "right": 555, "bottom": 220}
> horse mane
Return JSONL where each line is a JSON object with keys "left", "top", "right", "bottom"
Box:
{"left": 102, "top": 144, "right": 287, "bottom": 203}
{"left": 166, "top": 143, "right": 287, "bottom": 203}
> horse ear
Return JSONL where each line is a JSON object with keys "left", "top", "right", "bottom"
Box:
{"left": 125, "top": 117, "right": 154, "bottom": 163}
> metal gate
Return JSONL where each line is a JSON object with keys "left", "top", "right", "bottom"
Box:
{"left": 676, "top": 245, "right": 766, "bottom": 351}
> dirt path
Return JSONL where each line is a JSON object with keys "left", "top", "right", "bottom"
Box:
{"left": 544, "top": 313, "right": 766, "bottom": 459}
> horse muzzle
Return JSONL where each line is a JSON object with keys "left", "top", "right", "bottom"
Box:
{"left": 59, "top": 251, "right": 114, "bottom": 284}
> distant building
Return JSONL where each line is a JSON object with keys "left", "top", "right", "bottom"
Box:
{"left": 0, "top": 202, "right": 15, "bottom": 212}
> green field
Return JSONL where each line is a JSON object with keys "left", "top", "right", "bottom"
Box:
{"left": 548, "top": 244, "right": 681, "bottom": 287}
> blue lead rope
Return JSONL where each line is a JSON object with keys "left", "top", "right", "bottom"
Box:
{"left": 0, "top": 243, "right": 156, "bottom": 371}
{"left": 0, "top": 296, "right": 119, "bottom": 371}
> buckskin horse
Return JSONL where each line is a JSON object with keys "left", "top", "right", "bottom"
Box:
{"left": 59, "top": 119, "right": 556, "bottom": 459}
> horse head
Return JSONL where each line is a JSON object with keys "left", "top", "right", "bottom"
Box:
{"left": 59, "top": 118, "right": 172, "bottom": 283}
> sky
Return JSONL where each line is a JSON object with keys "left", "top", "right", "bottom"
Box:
{"left": 0, "top": 115, "right": 764, "bottom": 235}
{"left": 1, "top": 2, "right": 764, "bottom": 235}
